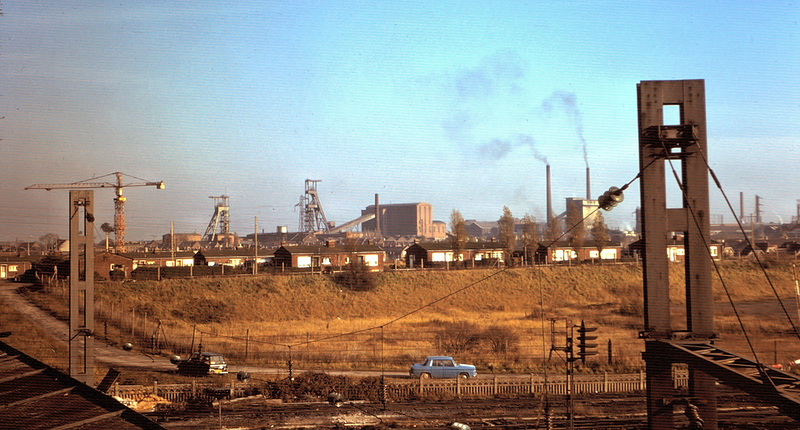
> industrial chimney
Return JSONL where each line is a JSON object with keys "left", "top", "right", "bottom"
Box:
{"left": 546, "top": 164, "right": 553, "bottom": 227}
{"left": 374, "top": 193, "right": 381, "bottom": 236}
{"left": 586, "top": 166, "right": 591, "bottom": 200}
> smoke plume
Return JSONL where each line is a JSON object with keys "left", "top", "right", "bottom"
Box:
{"left": 542, "top": 91, "right": 588, "bottom": 167}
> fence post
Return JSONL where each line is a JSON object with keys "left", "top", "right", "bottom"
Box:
{"left": 244, "top": 329, "right": 249, "bottom": 360}
{"left": 192, "top": 379, "right": 197, "bottom": 397}
{"left": 418, "top": 376, "right": 423, "bottom": 395}
{"left": 603, "top": 371, "right": 608, "bottom": 393}
{"left": 530, "top": 373, "right": 534, "bottom": 394}
{"left": 114, "top": 382, "right": 119, "bottom": 397}
{"left": 639, "top": 369, "right": 645, "bottom": 390}
{"left": 493, "top": 373, "right": 498, "bottom": 396}
{"left": 456, "top": 375, "right": 461, "bottom": 397}
{"left": 153, "top": 380, "right": 158, "bottom": 397}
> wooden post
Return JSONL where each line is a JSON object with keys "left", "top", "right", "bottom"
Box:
{"left": 639, "top": 369, "right": 645, "bottom": 390}
{"left": 153, "top": 380, "right": 158, "bottom": 397}
{"left": 131, "top": 310, "right": 135, "bottom": 338}
{"left": 244, "top": 329, "right": 249, "bottom": 360}
{"left": 530, "top": 373, "right": 534, "bottom": 394}
{"left": 603, "top": 371, "right": 608, "bottom": 393}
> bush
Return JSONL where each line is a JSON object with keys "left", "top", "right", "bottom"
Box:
{"left": 484, "top": 325, "right": 519, "bottom": 354}
{"left": 333, "top": 263, "right": 378, "bottom": 291}
{"left": 434, "top": 321, "right": 482, "bottom": 354}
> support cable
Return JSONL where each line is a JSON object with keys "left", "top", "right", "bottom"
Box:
{"left": 695, "top": 145, "right": 800, "bottom": 343}
{"left": 659, "top": 143, "right": 761, "bottom": 367}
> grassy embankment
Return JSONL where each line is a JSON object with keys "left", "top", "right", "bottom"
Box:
{"left": 16, "top": 260, "right": 800, "bottom": 378}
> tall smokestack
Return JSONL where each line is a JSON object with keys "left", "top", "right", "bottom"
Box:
{"left": 374, "top": 193, "right": 381, "bottom": 236}
{"left": 546, "top": 164, "right": 553, "bottom": 226}
{"left": 586, "top": 166, "right": 591, "bottom": 200}
{"left": 740, "top": 192, "right": 744, "bottom": 222}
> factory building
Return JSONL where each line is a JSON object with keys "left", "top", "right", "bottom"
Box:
{"left": 361, "top": 202, "right": 446, "bottom": 239}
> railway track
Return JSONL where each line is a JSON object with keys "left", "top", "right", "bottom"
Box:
{"left": 147, "top": 392, "right": 800, "bottom": 429}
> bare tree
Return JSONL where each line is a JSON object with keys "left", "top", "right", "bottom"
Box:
{"left": 544, "top": 215, "right": 561, "bottom": 244}
{"left": 566, "top": 205, "right": 585, "bottom": 261}
{"left": 521, "top": 214, "right": 538, "bottom": 264}
{"left": 591, "top": 211, "right": 609, "bottom": 258}
{"left": 449, "top": 209, "right": 467, "bottom": 266}
{"left": 38, "top": 233, "right": 60, "bottom": 253}
{"left": 498, "top": 206, "right": 516, "bottom": 265}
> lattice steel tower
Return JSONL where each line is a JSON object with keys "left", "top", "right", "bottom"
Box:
{"left": 298, "top": 179, "right": 330, "bottom": 233}
{"left": 203, "top": 195, "right": 230, "bottom": 241}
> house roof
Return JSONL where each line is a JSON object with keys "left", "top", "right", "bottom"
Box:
{"left": 407, "top": 241, "right": 508, "bottom": 252}
{"left": 0, "top": 340, "right": 164, "bottom": 429}
{"left": 278, "top": 244, "right": 384, "bottom": 254}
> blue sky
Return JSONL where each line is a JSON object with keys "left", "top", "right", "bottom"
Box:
{"left": 1, "top": 1, "right": 798, "bottom": 241}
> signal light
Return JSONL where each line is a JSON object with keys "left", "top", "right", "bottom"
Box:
{"left": 598, "top": 187, "right": 624, "bottom": 211}
{"left": 577, "top": 320, "right": 598, "bottom": 364}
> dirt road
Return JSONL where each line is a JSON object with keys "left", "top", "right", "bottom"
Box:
{"left": 0, "top": 281, "right": 174, "bottom": 371}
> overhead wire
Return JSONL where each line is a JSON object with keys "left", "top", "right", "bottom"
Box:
{"left": 267, "top": 169, "right": 649, "bottom": 351}
{"left": 696, "top": 144, "right": 800, "bottom": 343}
{"left": 656, "top": 135, "right": 770, "bottom": 370}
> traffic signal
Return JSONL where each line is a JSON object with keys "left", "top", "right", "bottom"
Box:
{"left": 577, "top": 320, "right": 598, "bottom": 364}
{"left": 598, "top": 186, "right": 624, "bottom": 211}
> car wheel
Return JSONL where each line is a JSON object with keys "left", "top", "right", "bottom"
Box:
{"left": 458, "top": 372, "right": 469, "bottom": 379}
{"left": 420, "top": 372, "right": 431, "bottom": 379}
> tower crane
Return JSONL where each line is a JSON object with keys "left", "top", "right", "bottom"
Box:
{"left": 26, "top": 172, "right": 165, "bottom": 253}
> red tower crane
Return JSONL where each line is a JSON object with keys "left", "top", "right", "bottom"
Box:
{"left": 26, "top": 172, "right": 165, "bottom": 253}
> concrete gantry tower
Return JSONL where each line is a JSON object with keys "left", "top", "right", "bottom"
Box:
{"left": 638, "top": 79, "right": 716, "bottom": 428}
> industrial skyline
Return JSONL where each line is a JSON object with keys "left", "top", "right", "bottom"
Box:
{"left": 1, "top": 1, "right": 798, "bottom": 241}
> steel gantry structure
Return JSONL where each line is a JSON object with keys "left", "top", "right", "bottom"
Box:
{"left": 203, "top": 195, "right": 230, "bottom": 242}
{"left": 637, "top": 79, "right": 800, "bottom": 428}
{"left": 26, "top": 172, "right": 165, "bottom": 253}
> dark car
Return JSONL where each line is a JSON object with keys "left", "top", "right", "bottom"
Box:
{"left": 409, "top": 356, "right": 477, "bottom": 379}
{"left": 175, "top": 352, "right": 228, "bottom": 376}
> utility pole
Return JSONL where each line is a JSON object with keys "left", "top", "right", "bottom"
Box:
{"left": 170, "top": 221, "right": 175, "bottom": 266}
{"left": 254, "top": 216, "right": 258, "bottom": 275}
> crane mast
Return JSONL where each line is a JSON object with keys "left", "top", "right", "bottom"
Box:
{"left": 26, "top": 172, "right": 165, "bottom": 253}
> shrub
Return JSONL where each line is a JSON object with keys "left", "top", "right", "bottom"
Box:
{"left": 333, "top": 263, "right": 378, "bottom": 291}
{"left": 484, "top": 325, "right": 519, "bottom": 354}
{"left": 434, "top": 321, "right": 482, "bottom": 354}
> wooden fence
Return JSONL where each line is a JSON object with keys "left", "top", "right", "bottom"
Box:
{"left": 111, "top": 380, "right": 253, "bottom": 403}
{"left": 113, "top": 370, "right": 688, "bottom": 403}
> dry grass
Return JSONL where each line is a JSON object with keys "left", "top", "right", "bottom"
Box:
{"left": 0, "top": 294, "right": 68, "bottom": 372}
{"left": 17, "top": 259, "right": 800, "bottom": 374}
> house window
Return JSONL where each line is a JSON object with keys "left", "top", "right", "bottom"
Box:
{"left": 363, "top": 254, "right": 379, "bottom": 267}
{"left": 709, "top": 246, "right": 718, "bottom": 257}
{"left": 600, "top": 249, "right": 617, "bottom": 259}
{"left": 8, "top": 265, "right": 17, "bottom": 272}
{"left": 297, "top": 256, "right": 312, "bottom": 267}
{"left": 431, "top": 252, "right": 446, "bottom": 262}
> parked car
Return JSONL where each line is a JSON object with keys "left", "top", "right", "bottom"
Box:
{"left": 409, "top": 356, "right": 476, "bottom": 379}
{"left": 175, "top": 352, "right": 228, "bottom": 376}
